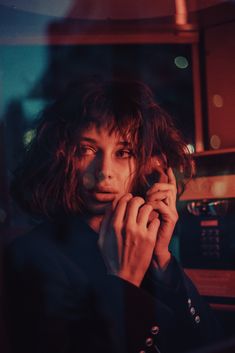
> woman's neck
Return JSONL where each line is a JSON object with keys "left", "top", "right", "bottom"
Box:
{"left": 85, "top": 215, "right": 104, "bottom": 233}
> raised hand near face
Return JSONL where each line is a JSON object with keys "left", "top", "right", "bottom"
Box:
{"left": 98, "top": 193, "right": 160, "bottom": 287}
{"left": 146, "top": 166, "right": 178, "bottom": 271}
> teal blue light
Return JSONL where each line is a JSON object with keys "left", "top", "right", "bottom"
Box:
{"left": 22, "top": 99, "right": 48, "bottom": 121}
{"left": 0, "top": 45, "right": 47, "bottom": 118}
{"left": 174, "top": 56, "right": 189, "bottom": 69}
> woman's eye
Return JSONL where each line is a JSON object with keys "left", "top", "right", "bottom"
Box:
{"left": 78, "top": 145, "right": 96, "bottom": 156}
{"left": 116, "top": 149, "right": 133, "bottom": 158}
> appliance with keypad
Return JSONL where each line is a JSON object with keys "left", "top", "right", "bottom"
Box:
{"left": 178, "top": 150, "right": 235, "bottom": 302}
{"left": 178, "top": 198, "right": 235, "bottom": 269}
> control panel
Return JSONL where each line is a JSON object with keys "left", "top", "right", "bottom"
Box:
{"left": 178, "top": 150, "right": 235, "bottom": 303}
{"left": 200, "top": 220, "right": 220, "bottom": 260}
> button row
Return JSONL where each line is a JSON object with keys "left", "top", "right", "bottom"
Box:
{"left": 202, "top": 251, "right": 220, "bottom": 258}
{"left": 188, "top": 298, "right": 200, "bottom": 324}
{"left": 201, "top": 236, "right": 219, "bottom": 243}
{"left": 201, "top": 229, "right": 219, "bottom": 236}
{"left": 201, "top": 244, "right": 220, "bottom": 250}
{"left": 139, "top": 325, "right": 160, "bottom": 352}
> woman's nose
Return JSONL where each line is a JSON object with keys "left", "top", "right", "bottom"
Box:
{"left": 95, "top": 153, "right": 113, "bottom": 181}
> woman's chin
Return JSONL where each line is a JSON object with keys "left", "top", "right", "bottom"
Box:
{"left": 85, "top": 201, "right": 111, "bottom": 215}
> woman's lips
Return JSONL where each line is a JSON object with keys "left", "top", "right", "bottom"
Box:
{"left": 90, "top": 191, "right": 117, "bottom": 203}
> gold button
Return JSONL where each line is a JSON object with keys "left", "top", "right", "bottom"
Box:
{"left": 195, "top": 315, "right": 200, "bottom": 324}
{"left": 190, "top": 307, "right": 196, "bottom": 315}
{"left": 146, "top": 337, "right": 153, "bottom": 347}
{"left": 151, "top": 325, "right": 160, "bottom": 335}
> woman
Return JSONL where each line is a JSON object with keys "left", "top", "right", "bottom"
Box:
{"left": 4, "top": 78, "right": 221, "bottom": 353}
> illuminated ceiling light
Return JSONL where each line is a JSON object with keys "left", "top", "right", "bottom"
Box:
{"left": 174, "top": 56, "right": 189, "bottom": 69}
{"left": 23, "top": 129, "right": 36, "bottom": 146}
{"left": 210, "top": 134, "right": 221, "bottom": 149}
{"left": 213, "top": 94, "right": 224, "bottom": 108}
{"left": 175, "top": 0, "right": 188, "bottom": 25}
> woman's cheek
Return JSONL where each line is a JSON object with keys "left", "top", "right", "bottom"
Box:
{"left": 76, "top": 158, "right": 95, "bottom": 191}
{"left": 82, "top": 172, "right": 96, "bottom": 190}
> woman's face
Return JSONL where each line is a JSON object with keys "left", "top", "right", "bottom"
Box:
{"left": 76, "top": 125, "right": 137, "bottom": 215}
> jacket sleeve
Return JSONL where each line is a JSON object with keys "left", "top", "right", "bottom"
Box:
{"left": 141, "top": 256, "right": 224, "bottom": 351}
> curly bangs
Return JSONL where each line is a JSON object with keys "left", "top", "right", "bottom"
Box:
{"left": 11, "top": 78, "right": 193, "bottom": 219}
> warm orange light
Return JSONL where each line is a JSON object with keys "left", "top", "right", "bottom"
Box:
{"left": 210, "top": 135, "right": 221, "bottom": 149}
{"left": 211, "top": 181, "right": 227, "bottom": 197}
{"left": 213, "top": 94, "right": 224, "bottom": 108}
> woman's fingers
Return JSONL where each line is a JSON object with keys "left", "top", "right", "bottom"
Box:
{"left": 146, "top": 190, "right": 170, "bottom": 202}
{"left": 125, "top": 196, "right": 146, "bottom": 227}
{"left": 147, "top": 216, "right": 160, "bottom": 234}
{"left": 112, "top": 193, "right": 133, "bottom": 226}
{"left": 146, "top": 184, "right": 176, "bottom": 203}
{"left": 99, "top": 193, "right": 132, "bottom": 248}
{"left": 146, "top": 172, "right": 177, "bottom": 207}
{"left": 146, "top": 190, "right": 175, "bottom": 208}
{"left": 151, "top": 200, "right": 178, "bottom": 223}
{"left": 136, "top": 204, "right": 153, "bottom": 226}
{"left": 146, "top": 182, "right": 175, "bottom": 195}
{"left": 98, "top": 195, "right": 161, "bottom": 286}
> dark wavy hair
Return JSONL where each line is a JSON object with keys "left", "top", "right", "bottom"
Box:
{"left": 11, "top": 78, "right": 193, "bottom": 219}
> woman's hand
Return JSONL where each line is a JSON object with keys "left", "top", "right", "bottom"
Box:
{"left": 146, "top": 167, "right": 178, "bottom": 270}
{"left": 98, "top": 193, "right": 160, "bottom": 287}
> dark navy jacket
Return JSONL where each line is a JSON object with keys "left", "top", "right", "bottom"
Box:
{"left": 4, "top": 216, "right": 222, "bottom": 353}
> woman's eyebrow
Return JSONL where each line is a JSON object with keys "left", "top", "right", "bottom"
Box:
{"left": 79, "top": 137, "right": 132, "bottom": 147}
{"left": 79, "top": 137, "right": 97, "bottom": 144}
{"left": 118, "top": 141, "right": 132, "bottom": 147}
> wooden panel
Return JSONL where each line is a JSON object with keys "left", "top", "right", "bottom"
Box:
{"left": 204, "top": 21, "right": 235, "bottom": 149}
{"left": 185, "top": 268, "right": 235, "bottom": 298}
